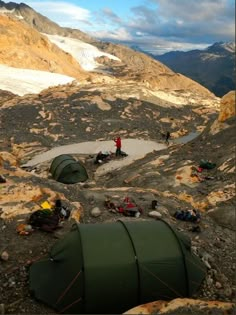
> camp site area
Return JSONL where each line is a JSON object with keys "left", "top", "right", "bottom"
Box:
{"left": 1, "top": 135, "right": 235, "bottom": 314}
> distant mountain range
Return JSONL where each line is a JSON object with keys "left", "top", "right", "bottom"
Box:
{"left": 152, "top": 42, "right": 235, "bottom": 97}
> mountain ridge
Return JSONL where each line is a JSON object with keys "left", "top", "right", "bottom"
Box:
{"left": 0, "top": 0, "right": 93, "bottom": 42}
{"left": 0, "top": 0, "right": 215, "bottom": 99}
{"left": 0, "top": 15, "right": 88, "bottom": 80}
{"left": 153, "top": 42, "right": 235, "bottom": 97}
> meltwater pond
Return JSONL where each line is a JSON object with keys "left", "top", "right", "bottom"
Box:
{"left": 21, "top": 139, "right": 167, "bottom": 169}
{"left": 21, "top": 133, "right": 200, "bottom": 176}
{"left": 172, "top": 132, "right": 200, "bottom": 144}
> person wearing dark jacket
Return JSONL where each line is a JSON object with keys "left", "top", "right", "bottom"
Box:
{"left": 165, "top": 131, "right": 171, "bottom": 145}
{"left": 94, "top": 151, "right": 110, "bottom": 164}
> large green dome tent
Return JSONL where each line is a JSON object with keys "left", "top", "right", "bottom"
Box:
{"left": 29, "top": 220, "right": 206, "bottom": 314}
{"left": 49, "top": 154, "right": 88, "bottom": 184}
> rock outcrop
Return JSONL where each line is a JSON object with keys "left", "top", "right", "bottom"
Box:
{"left": 218, "top": 90, "right": 235, "bottom": 122}
{"left": 124, "top": 298, "right": 235, "bottom": 314}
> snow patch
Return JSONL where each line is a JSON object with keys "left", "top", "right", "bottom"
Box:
{"left": 0, "top": 64, "right": 75, "bottom": 96}
{"left": 150, "top": 90, "right": 188, "bottom": 105}
{"left": 44, "top": 34, "right": 120, "bottom": 71}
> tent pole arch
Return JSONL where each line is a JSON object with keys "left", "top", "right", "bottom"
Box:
{"left": 120, "top": 220, "right": 188, "bottom": 301}
{"left": 160, "top": 219, "right": 190, "bottom": 297}
{"left": 118, "top": 219, "right": 141, "bottom": 304}
{"left": 49, "top": 154, "right": 88, "bottom": 184}
{"left": 49, "top": 154, "right": 75, "bottom": 175}
{"left": 77, "top": 224, "right": 86, "bottom": 311}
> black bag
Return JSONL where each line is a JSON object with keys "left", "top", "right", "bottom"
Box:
{"left": 151, "top": 200, "right": 158, "bottom": 209}
{"left": 28, "top": 209, "right": 60, "bottom": 232}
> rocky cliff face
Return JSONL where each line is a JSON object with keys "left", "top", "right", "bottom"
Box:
{"left": 0, "top": 0, "right": 92, "bottom": 41}
{"left": 218, "top": 90, "right": 235, "bottom": 122}
{"left": 124, "top": 298, "right": 235, "bottom": 314}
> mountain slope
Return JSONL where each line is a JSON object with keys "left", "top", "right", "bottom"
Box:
{"left": 154, "top": 42, "right": 235, "bottom": 97}
{"left": 93, "top": 41, "right": 214, "bottom": 95}
{"left": 0, "top": 15, "right": 88, "bottom": 80}
{"left": 0, "top": 1, "right": 214, "bottom": 98}
{"left": 0, "top": 0, "right": 93, "bottom": 42}
{"left": 0, "top": 84, "right": 235, "bottom": 313}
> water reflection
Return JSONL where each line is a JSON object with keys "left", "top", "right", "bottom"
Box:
{"left": 172, "top": 132, "right": 200, "bottom": 144}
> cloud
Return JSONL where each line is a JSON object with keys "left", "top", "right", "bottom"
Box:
{"left": 152, "top": 0, "right": 230, "bottom": 21}
{"left": 128, "top": 0, "right": 235, "bottom": 39}
{"left": 92, "top": 28, "right": 133, "bottom": 41}
{"left": 3, "top": 0, "right": 235, "bottom": 54}
{"left": 5, "top": 0, "right": 91, "bottom": 27}
{"left": 148, "top": 41, "right": 211, "bottom": 54}
{"left": 86, "top": 0, "right": 234, "bottom": 54}
{"left": 118, "top": 0, "right": 235, "bottom": 53}
{"left": 112, "top": 35, "right": 211, "bottom": 55}
{"left": 102, "top": 7, "right": 122, "bottom": 24}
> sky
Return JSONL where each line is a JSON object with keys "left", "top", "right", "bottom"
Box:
{"left": 3, "top": 0, "right": 235, "bottom": 54}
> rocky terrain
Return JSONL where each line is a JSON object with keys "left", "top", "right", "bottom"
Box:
{"left": 0, "top": 1, "right": 235, "bottom": 314}
{"left": 0, "top": 84, "right": 235, "bottom": 314}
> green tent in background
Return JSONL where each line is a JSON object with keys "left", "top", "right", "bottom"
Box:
{"left": 49, "top": 154, "right": 88, "bottom": 184}
{"left": 29, "top": 220, "right": 206, "bottom": 314}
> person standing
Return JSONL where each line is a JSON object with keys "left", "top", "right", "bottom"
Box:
{"left": 165, "top": 131, "right": 171, "bottom": 145}
{"left": 114, "top": 135, "right": 122, "bottom": 156}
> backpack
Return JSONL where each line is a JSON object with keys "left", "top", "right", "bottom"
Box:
{"left": 28, "top": 209, "right": 61, "bottom": 232}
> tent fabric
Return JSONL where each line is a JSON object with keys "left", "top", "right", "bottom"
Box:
{"left": 29, "top": 220, "right": 206, "bottom": 314}
{"left": 49, "top": 154, "right": 88, "bottom": 184}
